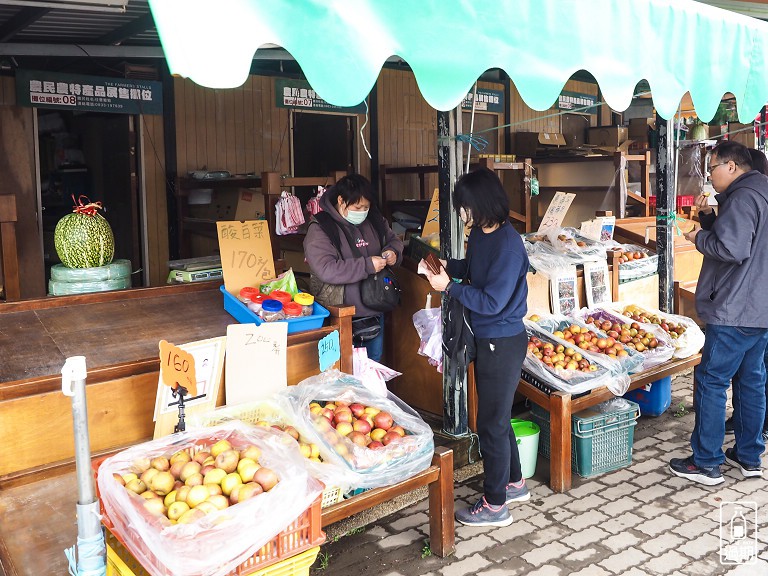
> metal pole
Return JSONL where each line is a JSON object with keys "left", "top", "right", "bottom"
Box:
{"left": 655, "top": 115, "right": 675, "bottom": 313}
{"left": 62, "top": 356, "right": 106, "bottom": 576}
{"left": 438, "top": 108, "right": 468, "bottom": 437}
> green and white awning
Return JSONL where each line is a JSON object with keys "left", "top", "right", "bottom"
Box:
{"left": 149, "top": 0, "right": 768, "bottom": 122}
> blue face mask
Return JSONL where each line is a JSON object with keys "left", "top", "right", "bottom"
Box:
{"left": 344, "top": 209, "right": 369, "bottom": 225}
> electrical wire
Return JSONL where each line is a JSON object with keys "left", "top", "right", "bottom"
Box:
{"left": 360, "top": 97, "right": 372, "bottom": 160}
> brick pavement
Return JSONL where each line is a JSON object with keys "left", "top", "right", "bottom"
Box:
{"left": 312, "top": 372, "right": 768, "bottom": 575}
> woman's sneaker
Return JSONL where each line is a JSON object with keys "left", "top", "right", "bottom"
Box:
{"left": 724, "top": 447, "right": 763, "bottom": 478}
{"left": 505, "top": 480, "right": 531, "bottom": 504}
{"left": 455, "top": 496, "right": 514, "bottom": 527}
{"left": 669, "top": 456, "right": 724, "bottom": 486}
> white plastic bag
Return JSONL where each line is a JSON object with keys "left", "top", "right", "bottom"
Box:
{"left": 412, "top": 306, "right": 443, "bottom": 372}
{"left": 275, "top": 191, "right": 305, "bottom": 235}
{"left": 606, "top": 302, "right": 705, "bottom": 359}
{"left": 353, "top": 347, "right": 402, "bottom": 396}
{"left": 96, "top": 422, "right": 323, "bottom": 576}
{"left": 282, "top": 370, "right": 434, "bottom": 489}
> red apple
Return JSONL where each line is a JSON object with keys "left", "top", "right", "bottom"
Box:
{"left": 373, "top": 412, "right": 394, "bottom": 431}
{"left": 349, "top": 403, "right": 366, "bottom": 418}
{"left": 367, "top": 441, "right": 384, "bottom": 449}
{"left": 382, "top": 431, "right": 401, "bottom": 446}
{"left": 353, "top": 418, "right": 372, "bottom": 434}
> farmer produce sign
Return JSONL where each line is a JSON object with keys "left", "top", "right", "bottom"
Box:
{"left": 16, "top": 69, "right": 162, "bottom": 115}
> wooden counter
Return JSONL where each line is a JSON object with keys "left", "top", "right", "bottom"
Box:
{"left": 0, "top": 283, "right": 353, "bottom": 485}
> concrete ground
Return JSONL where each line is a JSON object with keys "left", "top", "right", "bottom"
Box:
{"left": 312, "top": 371, "right": 768, "bottom": 576}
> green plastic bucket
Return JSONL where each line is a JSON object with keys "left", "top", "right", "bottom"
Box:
{"left": 511, "top": 419, "right": 540, "bottom": 479}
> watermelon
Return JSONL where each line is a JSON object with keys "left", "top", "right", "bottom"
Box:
{"left": 54, "top": 198, "right": 115, "bottom": 269}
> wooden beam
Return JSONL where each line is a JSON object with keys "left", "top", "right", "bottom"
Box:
{"left": 0, "top": 7, "right": 49, "bottom": 43}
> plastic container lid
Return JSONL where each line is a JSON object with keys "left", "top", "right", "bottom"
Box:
{"left": 284, "top": 302, "right": 303, "bottom": 317}
{"left": 261, "top": 299, "right": 283, "bottom": 312}
{"left": 294, "top": 293, "right": 314, "bottom": 306}
{"left": 239, "top": 286, "right": 259, "bottom": 299}
{"left": 269, "top": 290, "right": 292, "bottom": 304}
{"left": 250, "top": 293, "right": 267, "bottom": 304}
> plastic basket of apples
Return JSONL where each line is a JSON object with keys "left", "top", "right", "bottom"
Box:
{"left": 283, "top": 371, "right": 435, "bottom": 490}
{"left": 187, "top": 399, "right": 350, "bottom": 507}
{"left": 95, "top": 422, "right": 324, "bottom": 576}
{"left": 577, "top": 307, "right": 675, "bottom": 370}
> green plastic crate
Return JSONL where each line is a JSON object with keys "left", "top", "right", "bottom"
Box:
{"left": 530, "top": 399, "right": 639, "bottom": 478}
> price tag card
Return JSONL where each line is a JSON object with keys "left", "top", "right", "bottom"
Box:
{"left": 159, "top": 340, "right": 198, "bottom": 396}
{"left": 217, "top": 220, "right": 275, "bottom": 297}
{"left": 225, "top": 323, "right": 288, "bottom": 405}
{"left": 538, "top": 191, "right": 576, "bottom": 233}
{"left": 421, "top": 188, "right": 440, "bottom": 238}
{"left": 318, "top": 330, "right": 341, "bottom": 372}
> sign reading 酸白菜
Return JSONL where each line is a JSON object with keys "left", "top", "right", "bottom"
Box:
{"left": 16, "top": 69, "right": 162, "bottom": 115}
{"left": 275, "top": 78, "right": 367, "bottom": 113}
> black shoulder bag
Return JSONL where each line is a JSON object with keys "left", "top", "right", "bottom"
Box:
{"left": 442, "top": 252, "right": 476, "bottom": 376}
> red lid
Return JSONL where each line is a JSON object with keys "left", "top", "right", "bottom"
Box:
{"left": 250, "top": 293, "right": 267, "bottom": 304}
{"left": 239, "top": 286, "right": 259, "bottom": 297}
{"left": 269, "top": 290, "right": 292, "bottom": 304}
{"left": 283, "top": 302, "right": 303, "bottom": 316}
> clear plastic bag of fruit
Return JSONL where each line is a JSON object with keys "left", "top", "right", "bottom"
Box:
{"left": 523, "top": 320, "right": 631, "bottom": 395}
{"left": 186, "top": 398, "right": 354, "bottom": 493}
{"left": 604, "top": 302, "right": 705, "bottom": 359}
{"left": 525, "top": 229, "right": 606, "bottom": 263}
{"left": 96, "top": 421, "right": 323, "bottom": 576}
{"left": 575, "top": 306, "right": 675, "bottom": 370}
{"left": 526, "top": 311, "right": 645, "bottom": 374}
{"left": 611, "top": 244, "right": 659, "bottom": 282}
{"left": 281, "top": 370, "right": 434, "bottom": 489}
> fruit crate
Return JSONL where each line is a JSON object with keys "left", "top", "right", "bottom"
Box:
{"left": 107, "top": 533, "right": 321, "bottom": 576}
{"left": 530, "top": 399, "right": 640, "bottom": 478}
{"left": 190, "top": 401, "right": 344, "bottom": 508}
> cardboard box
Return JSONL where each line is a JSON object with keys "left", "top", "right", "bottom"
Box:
{"left": 588, "top": 127, "right": 628, "bottom": 148}
{"left": 513, "top": 132, "right": 567, "bottom": 157}
{"left": 727, "top": 122, "right": 756, "bottom": 148}
{"left": 188, "top": 189, "right": 266, "bottom": 221}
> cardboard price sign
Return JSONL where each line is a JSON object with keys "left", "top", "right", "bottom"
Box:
{"left": 158, "top": 339, "right": 198, "bottom": 396}
{"left": 217, "top": 220, "right": 275, "bottom": 297}
{"left": 421, "top": 188, "right": 440, "bottom": 238}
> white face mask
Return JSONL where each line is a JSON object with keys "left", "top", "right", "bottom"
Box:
{"left": 344, "top": 208, "right": 369, "bottom": 225}
{"left": 459, "top": 207, "right": 473, "bottom": 226}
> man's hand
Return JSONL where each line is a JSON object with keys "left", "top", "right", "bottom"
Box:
{"left": 381, "top": 250, "right": 397, "bottom": 266}
{"left": 695, "top": 193, "right": 713, "bottom": 215}
{"left": 371, "top": 256, "right": 387, "bottom": 272}
{"left": 426, "top": 268, "right": 451, "bottom": 292}
{"left": 683, "top": 222, "right": 701, "bottom": 244}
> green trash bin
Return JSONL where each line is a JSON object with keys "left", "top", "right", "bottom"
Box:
{"left": 511, "top": 419, "right": 540, "bottom": 479}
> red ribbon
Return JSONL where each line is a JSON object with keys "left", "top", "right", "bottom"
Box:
{"left": 71, "top": 195, "right": 104, "bottom": 217}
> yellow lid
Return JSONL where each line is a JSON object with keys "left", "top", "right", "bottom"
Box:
{"left": 294, "top": 293, "right": 314, "bottom": 305}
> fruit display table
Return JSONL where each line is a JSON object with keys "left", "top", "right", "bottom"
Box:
{"left": 517, "top": 354, "right": 701, "bottom": 492}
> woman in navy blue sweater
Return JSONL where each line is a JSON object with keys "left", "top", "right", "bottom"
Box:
{"left": 426, "top": 168, "right": 530, "bottom": 527}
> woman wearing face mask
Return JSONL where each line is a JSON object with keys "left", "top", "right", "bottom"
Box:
{"left": 304, "top": 174, "right": 403, "bottom": 362}
{"left": 426, "top": 167, "right": 529, "bottom": 527}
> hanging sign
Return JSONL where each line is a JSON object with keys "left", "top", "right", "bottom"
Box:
{"left": 461, "top": 88, "right": 504, "bottom": 113}
{"left": 318, "top": 330, "right": 341, "bottom": 372}
{"left": 557, "top": 91, "right": 598, "bottom": 114}
{"left": 16, "top": 69, "right": 162, "bottom": 115}
{"left": 275, "top": 78, "right": 367, "bottom": 113}
{"left": 217, "top": 220, "right": 276, "bottom": 297}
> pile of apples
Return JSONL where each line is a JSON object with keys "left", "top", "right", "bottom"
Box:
{"left": 309, "top": 400, "right": 406, "bottom": 454}
{"left": 111, "top": 439, "right": 279, "bottom": 525}
{"left": 527, "top": 335, "right": 600, "bottom": 373}
{"left": 249, "top": 421, "right": 323, "bottom": 463}
{"left": 621, "top": 306, "right": 687, "bottom": 340}
{"left": 584, "top": 315, "right": 659, "bottom": 353}
{"left": 614, "top": 249, "right": 647, "bottom": 263}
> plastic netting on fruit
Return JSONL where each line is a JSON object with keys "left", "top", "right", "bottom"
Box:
{"left": 282, "top": 370, "right": 434, "bottom": 489}
{"left": 96, "top": 422, "right": 323, "bottom": 576}
{"left": 603, "top": 302, "right": 705, "bottom": 359}
{"left": 523, "top": 319, "right": 630, "bottom": 395}
{"left": 575, "top": 307, "right": 675, "bottom": 370}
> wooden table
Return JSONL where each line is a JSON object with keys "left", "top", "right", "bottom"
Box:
{"left": 517, "top": 354, "right": 701, "bottom": 492}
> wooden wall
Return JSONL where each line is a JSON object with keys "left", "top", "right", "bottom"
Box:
{"left": 140, "top": 114, "right": 168, "bottom": 287}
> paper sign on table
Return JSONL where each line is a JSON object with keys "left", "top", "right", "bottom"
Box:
{"left": 153, "top": 336, "right": 226, "bottom": 438}
{"left": 225, "top": 322, "right": 288, "bottom": 405}
{"left": 421, "top": 188, "right": 440, "bottom": 238}
{"left": 159, "top": 339, "right": 198, "bottom": 396}
{"left": 538, "top": 191, "right": 576, "bottom": 233}
{"left": 318, "top": 330, "right": 341, "bottom": 372}
{"left": 217, "top": 220, "right": 275, "bottom": 297}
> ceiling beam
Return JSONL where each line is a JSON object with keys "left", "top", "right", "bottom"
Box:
{"left": 0, "top": 7, "right": 50, "bottom": 43}
{"left": 97, "top": 12, "right": 155, "bottom": 46}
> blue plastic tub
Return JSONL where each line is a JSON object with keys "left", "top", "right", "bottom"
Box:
{"left": 623, "top": 376, "right": 671, "bottom": 417}
{"left": 220, "top": 285, "right": 330, "bottom": 334}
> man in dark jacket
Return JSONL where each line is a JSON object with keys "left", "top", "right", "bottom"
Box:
{"left": 670, "top": 141, "right": 768, "bottom": 485}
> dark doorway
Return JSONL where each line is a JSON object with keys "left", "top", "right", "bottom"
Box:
{"left": 37, "top": 110, "right": 143, "bottom": 287}
{"left": 462, "top": 111, "right": 500, "bottom": 154}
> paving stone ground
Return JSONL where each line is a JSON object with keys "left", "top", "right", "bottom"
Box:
{"left": 312, "top": 372, "right": 768, "bottom": 575}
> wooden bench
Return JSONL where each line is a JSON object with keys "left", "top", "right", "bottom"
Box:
{"left": 321, "top": 446, "right": 455, "bottom": 557}
{"left": 517, "top": 354, "right": 701, "bottom": 492}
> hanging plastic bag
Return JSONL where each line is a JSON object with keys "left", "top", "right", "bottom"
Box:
{"left": 306, "top": 186, "right": 326, "bottom": 216}
{"left": 605, "top": 302, "right": 705, "bottom": 359}
{"left": 353, "top": 347, "right": 402, "bottom": 396}
{"left": 282, "top": 370, "right": 434, "bottom": 489}
{"left": 96, "top": 422, "right": 323, "bottom": 576}
{"left": 412, "top": 295, "right": 443, "bottom": 372}
{"left": 275, "top": 191, "right": 305, "bottom": 235}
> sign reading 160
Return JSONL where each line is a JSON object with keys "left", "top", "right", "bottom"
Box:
{"left": 166, "top": 351, "right": 189, "bottom": 373}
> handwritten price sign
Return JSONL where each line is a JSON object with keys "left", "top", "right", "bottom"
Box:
{"left": 318, "top": 330, "right": 341, "bottom": 372}
{"left": 159, "top": 339, "right": 198, "bottom": 396}
{"left": 217, "top": 220, "right": 275, "bottom": 298}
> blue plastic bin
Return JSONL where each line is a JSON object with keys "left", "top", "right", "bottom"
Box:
{"left": 623, "top": 376, "right": 671, "bottom": 417}
{"left": 220, "top": 285, "right": 330, "bottom": 334}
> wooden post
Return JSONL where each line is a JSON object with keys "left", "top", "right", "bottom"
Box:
{"left": 327, "top": 305, "right": 355, "bottom": 373}
{"left": 549, "top": 392, "right": 572, "bottom": 493}
{"left": 0, "top": 195, "right": 20, "bottom": 301}
{"left": 429, "top": 447, "right": 455, "bottom": 557}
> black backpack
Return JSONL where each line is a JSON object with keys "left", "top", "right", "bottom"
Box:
{"left": 442, "top": 253, "right": 475, "bottom": 377}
